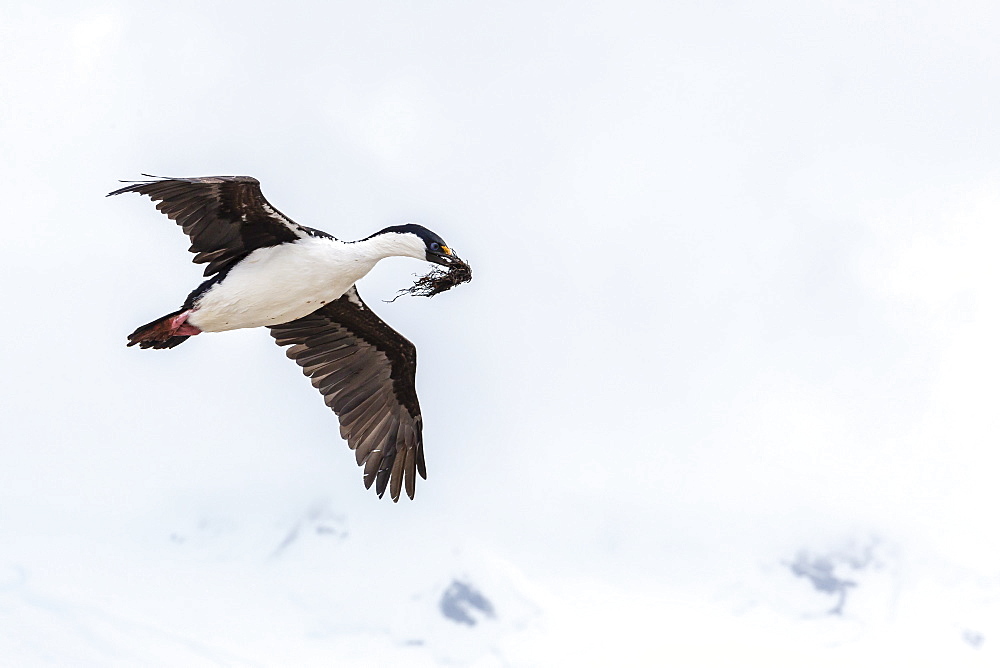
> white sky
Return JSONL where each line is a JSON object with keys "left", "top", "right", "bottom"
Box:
{"left": 2, "top": 0, "right": 1000, "bottom": 663}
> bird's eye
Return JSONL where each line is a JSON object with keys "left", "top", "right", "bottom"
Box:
{"left": 429, "top": 242, "right": 441, "bottom": 252}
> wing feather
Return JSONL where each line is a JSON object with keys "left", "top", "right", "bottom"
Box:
{"left": 109, "top": 175, "right": 318, "bottom": 276}
{"left": 342, "top": 391, "right": 389, "bottom": 432}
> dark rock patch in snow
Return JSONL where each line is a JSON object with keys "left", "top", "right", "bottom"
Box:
{"left": 789, "top": 552, "right": 857, "bottom": 615}
{"left": 786, "top": 537, "right": 880, "bottom": 616}
{"left": 962, "top": 630, "right": 984, "bottom": 649}
{"left": 439, "top": 580, "right": 495, "bottom": 626}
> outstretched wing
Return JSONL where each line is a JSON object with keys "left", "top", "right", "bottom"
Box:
{"left": 269, "top": 287, "right": 426, "bottom": 501}
{"left": 108, "top": 175, "right": 325, "bottom": 276}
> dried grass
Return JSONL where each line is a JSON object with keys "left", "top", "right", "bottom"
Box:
{"left": 388, "top": 258, "right": 473, "bottom": 301}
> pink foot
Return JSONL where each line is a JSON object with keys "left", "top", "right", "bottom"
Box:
{"left": 169, "top": 310, "right": 202, "bottom": 337}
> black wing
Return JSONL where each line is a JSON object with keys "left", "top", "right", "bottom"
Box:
{"left": 108, "top": 175, "right": 323, "bottom": 277}
{"left": 269, "top": 287, "right": 426, "bottom": 501}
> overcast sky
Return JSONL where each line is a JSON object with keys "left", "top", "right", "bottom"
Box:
{"left": 2, "top": 0, "right": 1000, "bottom": 662}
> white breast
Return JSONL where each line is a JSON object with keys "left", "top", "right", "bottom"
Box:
{"left": 187, "top": 237, "right": 376, "bottom": 332}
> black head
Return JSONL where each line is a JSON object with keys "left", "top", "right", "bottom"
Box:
{"left": 374, "top": 223, "right": 458, "bottom": 266}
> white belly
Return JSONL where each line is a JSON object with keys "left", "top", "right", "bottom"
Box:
{"left": 187, "top": 238, "right": 374, "bottom": 332}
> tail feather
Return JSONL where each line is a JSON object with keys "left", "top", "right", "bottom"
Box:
{"left": 127, "top": 310, "right": 192, "bottom": 350}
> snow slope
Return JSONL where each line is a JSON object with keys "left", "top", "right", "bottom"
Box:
{"left": 3, "top": 500, "right": 998, "bottom": 666}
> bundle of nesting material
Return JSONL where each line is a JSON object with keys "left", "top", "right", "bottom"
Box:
{"left": 389, "top": 257, "right": 473, "bottom": 301}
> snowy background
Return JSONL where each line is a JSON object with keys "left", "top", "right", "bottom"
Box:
{"left": 2, "top": 1, "right": 1000, "bottom": 665}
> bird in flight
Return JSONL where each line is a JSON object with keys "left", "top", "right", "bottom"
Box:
{"left": 109, "top": 175, "right": 469, "bottom": 502}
